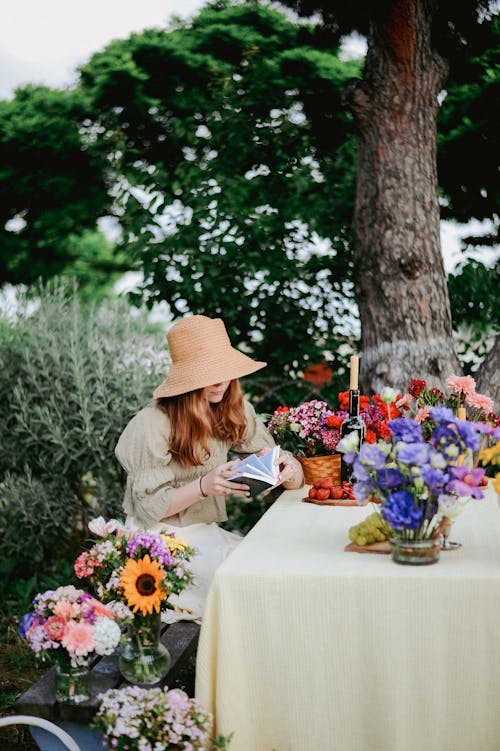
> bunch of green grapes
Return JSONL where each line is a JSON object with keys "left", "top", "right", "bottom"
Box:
{"left": 348, "top": 512, "right": 393, "bottom": 546}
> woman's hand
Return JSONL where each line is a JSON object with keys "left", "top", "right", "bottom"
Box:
{"left": 277, "top": 450, "right": 304, "bottom": 489}
{"left": 200, "top": 460, "right": 250, "bottom": 497}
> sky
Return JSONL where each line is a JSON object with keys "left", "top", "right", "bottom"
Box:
{"left": 0, "top": 0, "right": 496, "bottom": 273}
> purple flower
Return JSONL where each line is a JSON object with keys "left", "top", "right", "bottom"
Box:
{"left": 18, "top": 612, "right": 33, "bottom": 638}
{"left": 446, "top": 466, "right": 486, "bottom": 499}
{"left": 126, "top": 533, "right": 173, "bottom": 566}
{"left": 396, "top": 442, "right": 430, "bottom": 465}
{"left": 452, "top": 420, "right": 482, "bottom": 451}
{"left": 358, "top": 444, "right": 387, "bottom": 470}
{"left": 352, "top": 477, "right": 377, "bottom": 502}
{"left": 429, "top": 407, "right": 456, "bottom": 424}
{"left": 388, "top": 418, "right": 423, "bottom": 443}
{"left": 421, "top": 466, "right": 448, "bottom": 492}
{"left": 382, "top": 491, "right": 423, "bottom": 531}
{"left": 375, "top": 468, "right": 406, "bottom": 491}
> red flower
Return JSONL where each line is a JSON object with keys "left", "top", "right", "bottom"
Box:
{"left": 326, "top": 414, "right": 344, "bottom": 428}
{"left": 409, "top": 379, "right": 426, "bottom": 397}
{"left": 365, "top": 428, "right": 377, "bottom": 444}
{"left": 275, "top": 406, "right": 290, "bottom": 414}
{"left": 302, "top": 362, "right": 333, "bottom": 387}
{"left": 338, "top": 391, "right": 349, "bottom": 410}
{"left": 359, "top": 395, "right": 370, "bottom": 410}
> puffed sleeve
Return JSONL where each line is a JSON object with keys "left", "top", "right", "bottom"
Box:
{"left": 115, "top": 405, "right": 176, "bottom": 529}
{"left": 231, "top": 400, "right": 276, "bottom": 455}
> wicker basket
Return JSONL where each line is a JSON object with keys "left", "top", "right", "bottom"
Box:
{"left": 295, "top": 453, "right": 341, "bottom": 485}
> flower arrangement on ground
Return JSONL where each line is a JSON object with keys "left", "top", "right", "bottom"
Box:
{"left": 267, "top": 394, "right": 399, "bottom": 458}
{"left": 18, "top": 585, "right": 121, "bottom": 668}
{"left": 74, "top": 517, "right": 196, "bottom": 685}
{"left": 91, "top": 685, "right": 232, "bottom": 751}
{"left": 74, "top": 516, "right": 195, "bottom": 617}
{"left": 396, "top": 374, "right": 497, "bottom": 436}
{"left": 337, "top": 407, "right": 488, "bottom": 545}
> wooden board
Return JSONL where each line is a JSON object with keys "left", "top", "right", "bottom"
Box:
{"left": 303, "top": 497, "right": 360, "bottom": 507}
{"left": 344, "top": 541, "right": 391, "bottom": 554}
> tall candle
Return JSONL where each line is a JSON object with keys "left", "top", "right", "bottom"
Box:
{"left": 349, "top": 355, "right": 359, "bottom": 390}
{"left": 457, "top": 407, "right": 466, "bottom": 420}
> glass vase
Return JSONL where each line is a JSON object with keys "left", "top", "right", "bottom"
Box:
{"left": 390, "top": 536, "right": 440, "bottom": 566}
{"left": 54, "top": 661, "right": 91, "bottom": 703}
{"left": 118, "top": 611, "right": 171, "bottom": 686}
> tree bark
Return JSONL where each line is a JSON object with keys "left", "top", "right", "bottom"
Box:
{"left": 476, "top": 333, "right": 500, "bottom": 413}
{"left": 348, "top": 0, "right": 462, "bottom": 393}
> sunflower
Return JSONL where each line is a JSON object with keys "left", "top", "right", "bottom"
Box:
{"left": 120, "top": 555, "right": 166, "bottom": 615}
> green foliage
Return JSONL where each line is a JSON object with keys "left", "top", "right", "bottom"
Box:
{"left": 437, "top": 14, "right": 499, "bottom": 227}
{"left": 0, "top": 279, "right": 168, "bottom": 594}
{"left": 0, "top": 84, "right": 114, "bottom": 287}
{"left": 79, "top": 2, "right": 361, "bottom": 377}
{"left": 448, "top": 257, "right": 500, "bottom": 374}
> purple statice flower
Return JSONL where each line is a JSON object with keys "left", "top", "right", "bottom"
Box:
{"left": 446, "top": 466, "right": 486, "bottom": 499}
{"left": 396, "top": 442, "right": 430, "bottom": 465}
{"left": 382, "top": 490, "right": 423, "bottom": 531}
{"left": 126, "top": 533, "right": 173, "bottom": 566}
{"left": 376, "top": 468, "right": 406, "bottom": 491}
{"left": 388, "top": 417, "right": 423, "bottom": 443}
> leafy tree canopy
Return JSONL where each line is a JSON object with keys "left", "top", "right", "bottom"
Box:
{"left": 79, "top": 1, "right": 362, "bottom": 376}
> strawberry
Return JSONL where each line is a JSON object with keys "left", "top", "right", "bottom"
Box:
{"left": 316, "top": 488, "right": 331, "bottom": 500}
{"left": 308, "top": 487, "right": 318, "bottom": 499}
{"left": 320, "top": 477, "right": 334, "bottom": 489}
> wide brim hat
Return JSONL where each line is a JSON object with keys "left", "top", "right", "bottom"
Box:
{"left": 153, "top": 315, "right": 267, "bottom": 399}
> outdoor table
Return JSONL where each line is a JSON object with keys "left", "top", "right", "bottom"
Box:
{"left": 195, "top": 483, "right": 500, "bottom": 751}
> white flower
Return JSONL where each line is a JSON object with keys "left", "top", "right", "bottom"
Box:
{"left": 437, "top": 494, "right": 469, "bottom": 520}
{"left": 337, "top": 431, "right": 359, "bottom": 454}
{"left": 380, "top": 386, "right": 399, "bottom": 404}
{"left": 88, "top": 516, "right": 119, "bottom": 537}
{"left": 94, "top": 617, "right": 121, "bottom": 655}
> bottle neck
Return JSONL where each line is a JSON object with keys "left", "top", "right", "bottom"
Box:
{"left": 348, "top": 389, "right": 360, "bottom": 417}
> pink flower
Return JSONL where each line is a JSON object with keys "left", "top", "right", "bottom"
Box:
{"left": 395, "top": 394, "right": 413, "bottom": 409}
{"left": 44, "top": 616, "right": 67, "bottom": 641}
{"left": 61, "top": 620, "right": 95, "bottom": 656}
{"left": 465, "top": 391, "right": 494, "bottom": 414}
{"left": 446, "top": 374, "right": 476, "bottom": 396}
{"left": 74, "top": 552, "right": 96, "bottom": 579}
{"left": 53, "top": 601, "right": 79, "bottom": 620}
{"left": 415, "top": 406, "right": 431, "bottom": 423}
{"left": 86, "top": 598, "right": 115, "bottom": 619}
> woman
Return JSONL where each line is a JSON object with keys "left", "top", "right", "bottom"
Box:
{"left": 115, "top": 314, "right": 303, "bottom": 622}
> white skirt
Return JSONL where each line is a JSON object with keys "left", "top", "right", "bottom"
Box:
{"left": 125, "top": 517, "right": 242, "bottom": 624}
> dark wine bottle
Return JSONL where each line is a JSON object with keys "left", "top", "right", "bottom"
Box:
{"left": 340, "top": 388, "right": 366, "bottom": 483}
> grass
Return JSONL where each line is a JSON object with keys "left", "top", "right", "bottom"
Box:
{"left": 0, "top": 615, "right": 45, "bottom": 751}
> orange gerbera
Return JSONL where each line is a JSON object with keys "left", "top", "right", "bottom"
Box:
{"left": 120, "top": 555, "right": 166, "bottom": 615}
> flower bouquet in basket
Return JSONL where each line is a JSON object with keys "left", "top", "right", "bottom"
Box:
{"left": 74, "top": 517, "right": 195, "bottom": 686}
{"left": 267, "top": 394, "right": 399, "bottom": 487}
{"left": 338, "top": 407, "right": 490, "bottom": 564}
{"left": 18, "top": 585, "right": 121, "bottom": 703}
{"left": 92, "top": 685, "right": 232, "bottom": 751}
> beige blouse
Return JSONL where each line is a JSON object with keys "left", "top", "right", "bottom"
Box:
{"left": 115, "top": 399, "right": 276, "bottom": 529}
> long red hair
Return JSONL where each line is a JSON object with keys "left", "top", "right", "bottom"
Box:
{"left": 157, "top": 380, "right": 247, "bottom": 466}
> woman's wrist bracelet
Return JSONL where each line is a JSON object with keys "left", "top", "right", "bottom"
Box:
{"left": 199, "top": 475, "right": 208, "bottom": 498}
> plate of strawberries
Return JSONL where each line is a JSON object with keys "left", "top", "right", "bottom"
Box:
{"left": 303, "top": 478, "right": 361, "bottom": 506}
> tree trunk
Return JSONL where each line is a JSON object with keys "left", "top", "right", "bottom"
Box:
{"left": 348, "top": 0, "right": 462, "bottom": 394}
{"left": 476, "top": 333, "right": 500, "bottom": 413}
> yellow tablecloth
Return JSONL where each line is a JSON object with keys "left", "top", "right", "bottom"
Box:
{"left": 195, "top": 485, "right": 500, "bottom": 751}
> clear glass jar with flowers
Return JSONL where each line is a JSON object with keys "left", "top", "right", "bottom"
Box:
{"left": 91, "top": 684, "right": 232, "bottom": 750}
{"left": 74, "top": 517, "right": 195, "bottom": 686}
{"left": 18, "top": 585, "right": 122, "bottom": 703}
{"left": 337, "top": 407, "right": 489, "bottom": 565}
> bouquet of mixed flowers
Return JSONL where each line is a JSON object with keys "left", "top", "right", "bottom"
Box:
{"left": 337, "top": 407, "right": 490, "bottom": 540}
{"left": 91, "top": 685, "right": 232, "bottom": 751}
{"left": 396, "top": 374, "right": 497, "bottom": 434}
{"left": 267, "top": 394, "right": 399, "bottom": 457}
{"left": 18, "top": 585, "right": 122, "bottom": 668}
{"left": 74, "top": 517, "right": 195, "bottom": 618}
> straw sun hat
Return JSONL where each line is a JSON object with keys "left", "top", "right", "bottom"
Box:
{"left": 153, "top": 315, "right": 266, "bottom": 399}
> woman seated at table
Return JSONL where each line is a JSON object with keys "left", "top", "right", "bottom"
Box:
{"left": 115, "top": 314, "right": 303, "bottom": 623}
